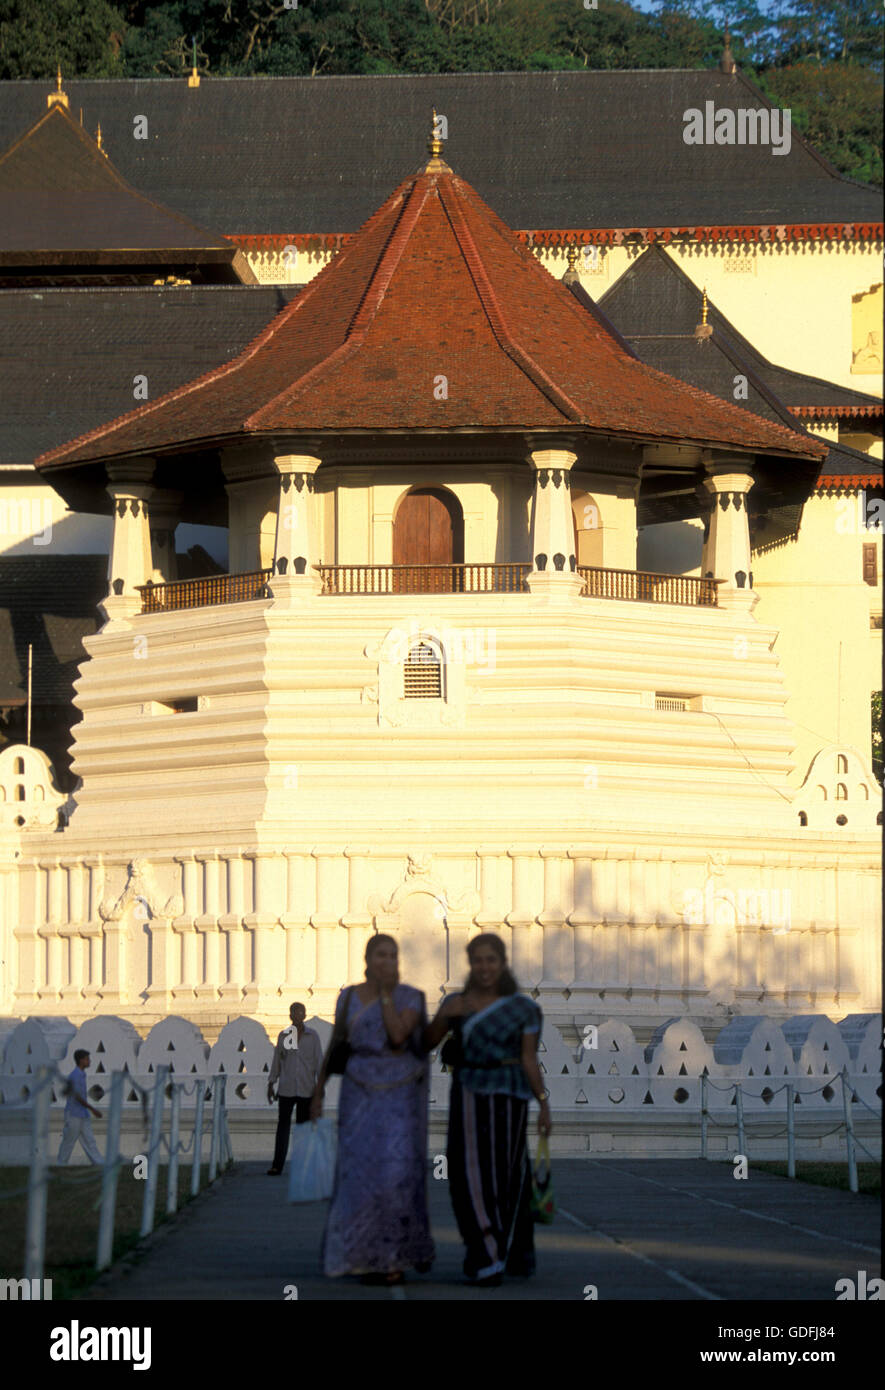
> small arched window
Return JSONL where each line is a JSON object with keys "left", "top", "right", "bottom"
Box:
{"left": 798, "top": 811, "right": 808, "bottom": 827}
{"left": 836, "top": 783, "right": 848, "bottom": 800}
{"left": 403, "top": 642, "right": 443, "bottom": 700}
{"left": 14, "top": 757, "right": 25, "bottom": 775}
{"left": 836, "top": 754, "right": 848, "bottom": 775}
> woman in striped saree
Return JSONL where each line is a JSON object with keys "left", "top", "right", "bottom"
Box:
{"left": 425, "top": 933, "right": 552, "bottom": 1286}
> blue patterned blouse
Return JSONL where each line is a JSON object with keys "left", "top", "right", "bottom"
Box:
{"left": 454, "top": 993, "right": 542, "bottom": 1100}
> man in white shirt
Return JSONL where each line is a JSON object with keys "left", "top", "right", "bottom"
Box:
{"left": 57, "top": 1049, "right": 103, "bottom": 1164}
{"left": 266, "top": 1002, "right": 323, "bottom": 1176}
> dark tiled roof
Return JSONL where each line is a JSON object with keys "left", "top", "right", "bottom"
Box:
{"left": 0, "top": 547, "right": 226, "bottom": 707}
{"left": 37, "top": 156, "right": 825, "bottom": 473}
{"left": 0, "top": 72, "right": 879, "bottom": 235}
{"left": 591, "top": 247, "right": 882, "bottom": 492}
{"left": 0, "top": 103, "right": 248, "bottom": 280}
{"left": 597, "top": 244, "right": 883, "bottom": 413}
{"left": 0, "top": 284, "right": 299, "bottom": 467}
{"left": 0, "top": 555, "right": 105, "bottom": 704}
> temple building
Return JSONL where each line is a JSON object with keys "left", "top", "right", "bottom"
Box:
{"left": 0, "top": 108, "right": 880, "bottom": 1039}
{"left": 0, "top": 69, "right": 880, "bottom": 1038}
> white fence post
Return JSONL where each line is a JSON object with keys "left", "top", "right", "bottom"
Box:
{"left": 96, "top": 1071, "right": 125, "bottom": 1270}
{"left": 190, "top": 1078, "right": 206, "bottom": 1197}
{"left": 786, "top": 1083, "right": 796, "bottom": 1179}
{"left": 841, "top": 1068, "right": 858, "bottom": 1194}
{"left": 221, "top": 1097, "right": 233, "bottom": 1168}
{"left": 734, "top": 1081, "right": 745, "bottom": 1157}
{"left": 139, "top": 1065, "right": 168, "bottom": 1237}
{"left": 699, "top": 1073, "right": 708, "bottom": 1159}
{"left": 166, "top": 1082, "right": 182, "bottom": 1216}
{"left": 208, "top": 1074, "right": 224, "bottom": 1182}
{"left": 24, "top": 1066, "right": 52, "bottom": 1284}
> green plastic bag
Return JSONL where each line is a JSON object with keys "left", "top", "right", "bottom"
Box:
{"left": 530, "top": 1134, "right": 555, "bottom": 1224}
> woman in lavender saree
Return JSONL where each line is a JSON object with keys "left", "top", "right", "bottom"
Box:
{"left": 425, "top": 933, "right": 552, "bottom": 1287}
{"left": 312, "top": 934, "right": 434, "bottom": 1283}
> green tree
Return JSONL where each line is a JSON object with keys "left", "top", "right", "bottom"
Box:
{"left": 759, "top": 60, "right": 883, "bottom": 185}
{"left": 773, "top": 0, "right": 884, "bottom": 69}
{"left": 0, "top": 0, "right": 126, "bottom": 78}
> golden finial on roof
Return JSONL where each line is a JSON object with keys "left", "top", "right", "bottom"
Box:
{"left": 47, "top": 65, "right": 70, "bottom": 110}
{"left": 720, "top": 22, "right": 737, "bottom": 74}
{"left": 424, "top": 107, "right": 449, "bottom": 172}
{"left": 96, "top": 122, "right": 108, "bottom": 157}
{"left": 188, "top": 37, "right": 200, "bottom": 88}
{"left": 563, "top": 244, "right": 580, "bottom": 283}
{"left": 695, "top": 285, "right": 713, "bottom": 342}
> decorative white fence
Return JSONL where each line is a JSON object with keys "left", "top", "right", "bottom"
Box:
{"left": 0, "top": 1011, "right": 880, "bottom": 1114}
{"left": 2, "top": 1060, "right": 233, "bottom": 1286}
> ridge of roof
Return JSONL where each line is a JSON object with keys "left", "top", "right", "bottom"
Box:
{"left": 437, "top": 176, "right": 584, "bottom": 422}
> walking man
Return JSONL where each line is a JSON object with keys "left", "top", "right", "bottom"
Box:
{"left": 266, "top": 1002, "right": 323, "bottom": 1176}
{"left": 57, "top": 1049, "right": 103, "bottom": 1165}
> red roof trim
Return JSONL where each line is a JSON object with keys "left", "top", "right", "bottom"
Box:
{"left": 793, "top": 404, "right": 883, "bottom": 419}
{"left": 817, "top": 474, "right": 883, "bottom": 489}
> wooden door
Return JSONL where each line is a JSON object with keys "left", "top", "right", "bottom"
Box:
{"left": 392, "top": 488, "right": 462, "bottom": 592}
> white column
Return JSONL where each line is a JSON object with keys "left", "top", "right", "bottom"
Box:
{"left": 538, "top": 850, "right": 572, "bottom": 1004}
{"left": 701, "top": 457, "right": 758, "bottom": 613}
{"left": 218, "top": 852, "right": 246, "bottom": 1007}
{"left": 268, "top": 453, "right": 324, "bottom": 600}
{"left": 194, "top": 853, "right": 221, "bottom": 1001}
{"left": 244, "top": 850, "right": 285, "bottom": 1012}
{"left": 343, "top": 847, "right": 373, "bottom": 984}
{"left": 310, "top": 848, "right": 346, "bottom": 1013}
{"left": 567, "top": 849, "right": 606, "bottom": 1010}
{"left": 282, "top": 851, "right": 313, "bottom": 990}
{"left": 526, "top": 447, "right": 584, "bottom": 596}
{"left": 100, "top": 460, "right": 155, "bottom": 625}
{"left": 476, "top": 851, "right": 505, "bottom": 928}
{"left": 148, "top": 489, "right": 182, "bottom": 583}
{"left": 506, "top": 848, "right": 541, "bottom": 988}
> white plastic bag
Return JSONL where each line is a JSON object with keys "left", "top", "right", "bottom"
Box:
{"left": 287, "top": 1118, "right": 336, "bottom": 1202}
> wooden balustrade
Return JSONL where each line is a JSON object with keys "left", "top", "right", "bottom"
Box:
{"left": 137, "top": 570, "right": 272, "bottom": 612}
{"left": 316, "top": 563, "right": 533, "bottom": 595}
{"left": 577, "top": 566, "right": 720, "bottom": 607}
{"left": 134, "top": 564, "right": 719, "bottom": 611}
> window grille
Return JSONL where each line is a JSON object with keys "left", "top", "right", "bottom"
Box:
{"left": 404, "top": 643, "right": 442, "bottom": 699}
{"left": 655, "top": 695, "right": 689, "bottom": 712}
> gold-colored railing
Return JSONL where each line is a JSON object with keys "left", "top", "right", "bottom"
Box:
{"left": 316, "top": 563, "right": 533, "bottom": 594}
{"left": 577, "top": 566, "right": 720, "bottom": 607}
{"left": 137, "top": 570, "right": 272, "bottom": 612}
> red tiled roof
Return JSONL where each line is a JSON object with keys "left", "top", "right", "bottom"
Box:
{"left": 37, "top": 156, "right": 826, "bottom": 469}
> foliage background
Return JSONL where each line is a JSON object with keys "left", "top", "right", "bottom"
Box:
{"left": 0, "top": 0, "right": 881, "bottom": 184}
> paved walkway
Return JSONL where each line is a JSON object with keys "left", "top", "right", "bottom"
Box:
{"left": 85, "top": 1160, "right": 879, "bottom": 1302}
